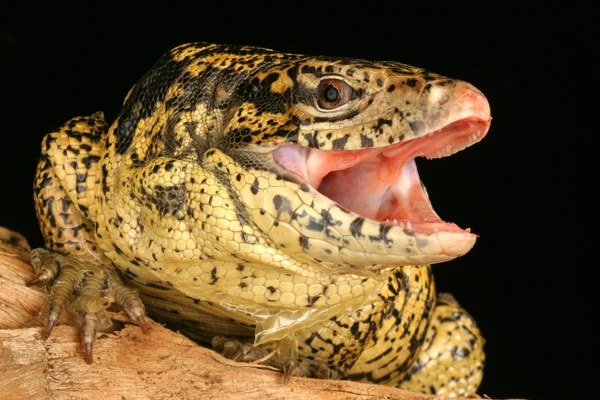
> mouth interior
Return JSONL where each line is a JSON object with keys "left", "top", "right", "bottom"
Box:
{"left": 273, "top": 117, "right": 489, "bottom": 234}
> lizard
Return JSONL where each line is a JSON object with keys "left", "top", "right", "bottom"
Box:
{"left": 29, "top": 42, "right": 491, "bottom": 397}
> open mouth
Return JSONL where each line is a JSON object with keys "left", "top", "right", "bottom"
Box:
{"left": 272, "top": 117, "right": 491, "bottom": 237}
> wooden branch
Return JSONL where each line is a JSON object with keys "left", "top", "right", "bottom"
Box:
{"left": 0, "top": 227, "right": 499, "bottom": 400}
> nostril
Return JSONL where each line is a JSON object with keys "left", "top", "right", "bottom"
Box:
{"left": 438, "top": 92, "right": 449, "bottom": 106}
{"left": 427, "top": 85, "right": 450, "bottom": 107}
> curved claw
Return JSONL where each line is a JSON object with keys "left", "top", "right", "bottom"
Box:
{"left": 27, "top": 269, "right": 54, "bottom": 286}
{"left": 26, "top": 276, "right": 42, "bottom": 287}
{"left": 232, "top": 343, "right": 253, "bottom": 362}
{"left": 137, "top": 315, "right": 148, "bottom": 334}
{"left": 282, "top": 359, "right": 299, "bottom": 384}
{"left": 84, "top": 341, "right": 93, "bottom": 364}
{"left": 44, "top": 314, "right": 59, "bottom": 338}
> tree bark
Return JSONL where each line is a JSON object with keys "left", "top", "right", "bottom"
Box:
{"left": 0, "top": 227, "right": 500, "bottom": 400}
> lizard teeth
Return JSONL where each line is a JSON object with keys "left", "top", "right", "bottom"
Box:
{"left": 384, "top": 218, "right": 410, "bottom": 227}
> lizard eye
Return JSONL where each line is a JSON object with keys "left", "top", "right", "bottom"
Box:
{"left": 317, "top": 79, "right": 353, "bottom": 110}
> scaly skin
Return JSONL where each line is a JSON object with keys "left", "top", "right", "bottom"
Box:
{"left": 31, "top": 42, "right": 490, "bottom": 397}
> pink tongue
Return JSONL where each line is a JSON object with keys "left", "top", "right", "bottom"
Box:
{"left": 319, "top": 157, "right": 440, "bottom": 223}
{"left": 272, "top": 144, "right": 442, "bottom": 223}
{"left": 318, "top": 152, "right": 395, "bottom": 219}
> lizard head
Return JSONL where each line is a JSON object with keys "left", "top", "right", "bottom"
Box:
{"left": 119, "top": 44, "right": 490, "bottom": 271}
{"left": 215, "top": 54, "right": 491, "bottom": 269}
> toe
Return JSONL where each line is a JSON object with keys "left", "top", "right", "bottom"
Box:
{"left": 110, "top": 276, "right": 147, "bottom": 332}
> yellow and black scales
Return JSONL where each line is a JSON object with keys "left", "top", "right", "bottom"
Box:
{"left": 31, "top": 42, "right": 486, "bottom": 397}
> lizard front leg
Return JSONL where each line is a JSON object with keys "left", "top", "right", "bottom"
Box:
{"left": 30, "top": 113, "right": 147, "bottom": 362}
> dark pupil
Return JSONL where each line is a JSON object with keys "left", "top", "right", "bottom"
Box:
{"left": 323, "top": 84, "right": 339, "bottom": 102}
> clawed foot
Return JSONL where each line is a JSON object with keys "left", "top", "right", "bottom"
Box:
{"left": 28, "top": 248, "right": 147, "bottom": 363}
{"left": 212, "top": 336, "right": 335, "bottom": 383}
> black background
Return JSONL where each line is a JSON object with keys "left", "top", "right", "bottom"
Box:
{"left": 1, "top": 6, "right": 594, "bottom": 400}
